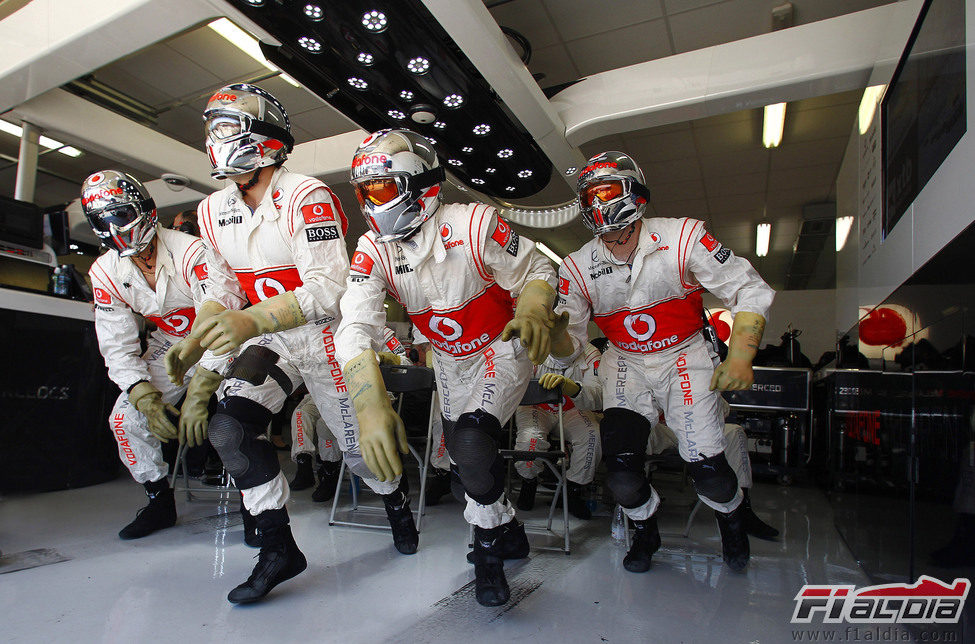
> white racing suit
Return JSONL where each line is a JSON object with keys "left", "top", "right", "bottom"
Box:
{"left": 197, "top": 166, "right": 398, "bottom": 516}
{"left": 514, "top": 344, "right": 602, "bottom": 485}
{"left": 290, "top": 327, "right": 406, "bottom": 463}
{"left": 556, "top": 217, "right": 773, "bottom": 518}
{"left": 336, "top": 203, "right": 555, "bottom": 528}
{"left": 411, "top": 325, "right": 450, "bottom": 471}
{"left": 89, "top": 227, "right": 209, "bottom": 483}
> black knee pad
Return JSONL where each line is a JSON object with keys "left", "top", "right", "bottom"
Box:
{"left": 226, "top": 345, "right": 292, "bottom": 393}
{"left": 449, "top": 464, "right": 466, "bottom": 503}
{"left": 600, "top": 408, "right": 654, "bottom": 509}
{"left": 686, "top": 452, "right": 739, "bottom": 504}
{"left": 208, "top": 397, "right": 279, "bottom": 489}
{"left": 445, "top": 409, "right": 504, "bottom": 504}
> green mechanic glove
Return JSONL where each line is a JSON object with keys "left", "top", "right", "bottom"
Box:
{"left": 129, "top": 381, "right": 179, "bottom": 442}
{"left": 179, "top": 367, "right": 223, "bottom": 447}
{"left": 192, "top": 291, "right": 307, "bottom": 356}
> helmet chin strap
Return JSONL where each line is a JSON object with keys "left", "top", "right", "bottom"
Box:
{"left": 236, "top": 166, "right": 263, "bottom": 194}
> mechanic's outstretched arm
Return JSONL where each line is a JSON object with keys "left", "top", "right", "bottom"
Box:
{"left": 711, "top": 311, "right": 766, "bottom": 391}
{"left": 192, "top": 291, "right": 306, "bottom": 356}
{"left": 165, "top": 300, "right": 226, "bottom": 386}
{"left": 344, "top": 349, "right": 409, "bottom": 481}
{"left": 501, "top": 279, "right": 566, "bottom": 364}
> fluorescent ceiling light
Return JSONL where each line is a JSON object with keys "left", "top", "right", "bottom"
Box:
{"left": 208, "top": 18, "right": 299, "bottom": 87}
{"left": 535, "top": 241, "right": 562, "bottom": 265}
{"left": 0, "top": 119, "right": 82, "bottom": 157}
{"left": 756, "top": 223, "right": 771, "bottom": 257}
{"left": 762, "top": 103, "right": 786, "bottom": 148}
{"left": 836, "top": 215, "right": 854, "bottom": 251}
{"left": 858, "top": 85, "right": 886, "bottom": 135}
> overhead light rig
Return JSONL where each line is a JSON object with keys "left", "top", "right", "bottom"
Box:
{"left": 228, "top": 0, "right": 553, "bottom": 199}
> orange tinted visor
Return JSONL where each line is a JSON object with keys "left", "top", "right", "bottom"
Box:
{"left": 354, "top": 178, "right": 400, "bottom": 207}
{"left": 581, "top": 180, "right": 624, "bottom": 207}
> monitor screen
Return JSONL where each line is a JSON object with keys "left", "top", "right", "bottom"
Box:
{"left": 0, "top": 195, "right": 43, "bottom": 249}
{"left": 882, "top": 0, "right": 967, "bottom": 238}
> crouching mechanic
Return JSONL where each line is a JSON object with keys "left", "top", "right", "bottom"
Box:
{"left": 334, "top": 129, "right": 561, "bottom": 606}
{"left": 83, "top": 170, "right": 213, "bottom": 539}
{"left": 289, "top": 328, "right": 405, "bottom": 497}
{"left": 164, "top": 84, "right": 412, "bottom": 605}
{"left": 551, "top": 151, "right": 774, "bottom": 573}
{"left": 514, "top": 343, "right": 602, "bottom": 519}
{"left": 649, "top": 398, "right": 779, "bottom": 540}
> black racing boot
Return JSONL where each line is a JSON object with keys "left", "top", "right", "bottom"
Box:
{"left": 424, "top": 467, "right": 453, "bottom": 506}
{"left": 227, "top": 508, "right": 307, "bottom": 604}
{"left": 467, "top": 517, "right": 530, "bottom": 563}
{"left": 119, "top": 479, "right": 177, "bottom": 540}
{"left": 382, "top": 478, "right": 419, "bottom": 555}
{"left": 472, "top": 524, "right": 510, "bottom": 606}
{"left": 931, "top": 513, "right": 975, "bottom": 567}
{"left": 311, "top": 459, "right": 341, "bottom": 503}
{"left": 566, "top": 482, "right": 592, "bottom": 520}
{"left": 289, "top": 454, "right": 315, "bottom": 491}
{"left": 741, "top": 489, "right": 779, "bottom": 541}
{"left": 622, "top": 516, "right": 661, "bottom": 573}
{"left": 715, "top": 505, "right": 750, "bottom": 572}
{"left": 516, "top": 476, "right": 537, "bottom": 511}
{"left": 239, "top": 498, "right": 261, "bottom": 548}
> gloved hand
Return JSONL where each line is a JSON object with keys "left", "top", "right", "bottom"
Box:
{"left": 129, "top": 381, "right": 179, "bottom": 442}
{"left": 179, "top": 367, "right": 223, "bottom": 447}
{"left": 501, "top": 279, "right": 563, "bottom": 364}
{"left": 344, "top": 349, "right": 409, "bottom": 481}
{"left": 165, "top": 301, "right": 226, "bottom": 385}
{"left": 378, "top": 351, "right": 404, "bottom": 366}
{"left": 711, "top": 311, "right": 766, "bottom": 391}
{"left": 538, "top": 372, "right": 580, "bottom": 398}
{"left": 192, "top": 291, "right": 306, "bottom": 356}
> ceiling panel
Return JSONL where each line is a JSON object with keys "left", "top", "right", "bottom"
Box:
{"left": 651, "top": 179, "right": 707, "bottom": 204}
{"left": 785, "top": 102, "right": 859, "bottom": 144}
{"left": 489, "top": 0, "right": 562, "bottom": 49}
{"left": 706, "top": 171, "right": 766, "bottom": 197}
{"left": 640, "top": 157, "right": 701, "bottom": 184}
{"left": 540, "top": 0, "right": 664, "bottom": 42}
{"left": 768, "top": 163, "right": 837, "bottom": 192}
{"left": 691, "top": 118, "right": 760, "bottom": 155}
{"left": 770, "top": 136, "right": 850, "bottom": 170}
{"left": 698, "top": 148, "right": 770, "bottom": 178}
{"left": 526, "top": 43, "right": 581, "bottom": 88}
{"left": 623, "top": 127, "right": 699, "bottom": 162}
{"left": 663, "top": 0, "right": 731, "bottom": 14}
{"left": 112, "top": 45, "right": 223, "bottom": 103}
{"left": 667, "top": 0, "right": 771, "bottom": 54}
{"left": 565, "top": 19, "right": 673, "bottom": 78}
{"left": 165, "top": 29, "right": 268, "bottom": 82}
{"left": 707, "top": 191, "right": 765, "bottom": 215}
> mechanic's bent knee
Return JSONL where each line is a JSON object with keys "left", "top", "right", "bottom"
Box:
{"left": 686, "top": 451, "right": 739, "bottom": 504}
{"left": 208, "top": 396, "right": 278, "bottom": 489}
{"left": 445, "top": 409, "right": 504, "bottom": 504}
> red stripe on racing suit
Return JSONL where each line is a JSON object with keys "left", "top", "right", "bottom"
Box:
{"left": 410, "top": 282, "right": 514, "bottom": 358}
{"left": 595, "top": 290, "right": 704, "bottom": 354}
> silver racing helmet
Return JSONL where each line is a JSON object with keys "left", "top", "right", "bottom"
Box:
{"left": 349, "top": 129, "right": 445, "bottom": 242}
{"left": 80, "top": 170, "right": 157, "bottom": 256}
{"left": 576, "top": 151, "right": 650, "bottom": 235}
{"left": 203, "top": 83, "right": 294, "bottom": 180}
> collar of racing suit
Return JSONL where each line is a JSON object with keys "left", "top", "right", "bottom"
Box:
{"left": 395, "top": 208, "right": 447, "bottom": 267}
{"left": 598, "top": 217, "right": 661, "bottom": 268}
{"left": 230, "top": 165, "right": 287, "bottom": 224}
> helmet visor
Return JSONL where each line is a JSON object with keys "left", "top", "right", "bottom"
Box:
{"left": 205, "top": 114, "right": 245, "bottom": 141}
{"left": 581, "top": 180, "right": 625, "bottom": 208}
{"left": 89, "top": 204, "right": 141, "bottom": 236}
{"left": 355, "top": 178, "right": 401, "bottom": 207}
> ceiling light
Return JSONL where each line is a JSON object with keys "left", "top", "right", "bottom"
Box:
{"left": 208, "top": 19, "right": 299, "bottom": 86}
{"left": 357, "top": 52, "right": 374, "bottom": 65}
{"left": 497, "top": 148, "right": 513, "bottom": 159}
{"left": 447, "top": 159, "right": 462, "bottom": 166}
{"left": 471, "top": 178, "right": 485, "bottom": 185}
{"left": 756, "top": 222, "right": 771, "bottom": 257}
{"left": 303, "top": 4, "right": 323, "bottom": 21}
{"left": 858, "top": 85, "right": 886, "bottom": 135}
{"left": 407, "top": 57, "right": 430, "bottom": 74}
{"left": 298, "top": 36, "right": 321, "bottom": 53}
{"left": 433, "top": 121, "right": 446, "bottom": 130}
{"left": 505, "top": 186, "right": 515, "bottom": 192}
{"left": 69, "top": 243, "right": 79, "bottom": 250}
{"left": 388, "top": 110, "right": 405, "bottom": 120}
{"left": 535, "top": 242, "right": 563, "bottom": 265}
{"left": 565, "top": 167, "right": 577, "bottom": 175}
{"left": 426, "top": 137, "right": 436, "bottom": 145}
{"left": 362, "top": 10, "right": 387, "bottom": 32}
{"left": 242, "top": 0, "right": 264, "bottom": 5}
{"left": 348, "top": 77, "right": 368, "bottom": 90}
{"left": 461, "top": 146, "right": 473, "bottom": 153}
{"left": 485, "top": 167, "right": 496, "bottom": 174}
{"left": 836, "top": 215, "right": 854, "bottom": 251}
{"left": 0, "top": 119, "right": 82, "bottom": 157}
{"left": 473, "top": 124, "right": 491, "bottom": 136}
{"left": 443, "top": 94, "right": 464, "bottom": 108}
{"left": 762, "top": 102, "right": 786, "bottom": 148}
{"left": 517, "top": 169, "right": 532, "bottom": 178}
{"left": 399, "top": 90, "right": 414, "bottom": 101}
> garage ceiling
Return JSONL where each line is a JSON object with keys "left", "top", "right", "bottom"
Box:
{"left": 0, "top": 0, "right": 895, "bottom": 289}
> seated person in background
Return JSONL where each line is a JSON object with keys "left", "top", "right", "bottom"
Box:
{"left": 648, "top": 398, "right": 779, "bottom": 540}
{"left": 82, "top": 170, "right": 220, "bottom": 539}
{"left": 514, "top": 342, "right": 602, "bottom": 520}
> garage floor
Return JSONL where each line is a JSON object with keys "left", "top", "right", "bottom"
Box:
{"left": 0, "top": 467, "right": 906, "bottom": 644}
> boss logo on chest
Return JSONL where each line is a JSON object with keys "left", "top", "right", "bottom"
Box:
{"left": 306, "top": 225, "right": 339, "bottom": 242}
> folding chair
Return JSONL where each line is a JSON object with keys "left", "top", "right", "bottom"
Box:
{"left": 328, "top": 364, "right": 437, "bottom": 532}
{"left": 170, "top": 442, "right": 238, "bottom": 502}
{"left": 500, "top": 379, "right": 571, "bottom": 554}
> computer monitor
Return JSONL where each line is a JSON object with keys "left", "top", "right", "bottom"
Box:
{"left": 0, "top": 194, "right": 43, "bottom": 249}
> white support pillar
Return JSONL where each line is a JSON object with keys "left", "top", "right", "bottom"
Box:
{"left": 14, "top": 121, "right": 40, "bottom": 202}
